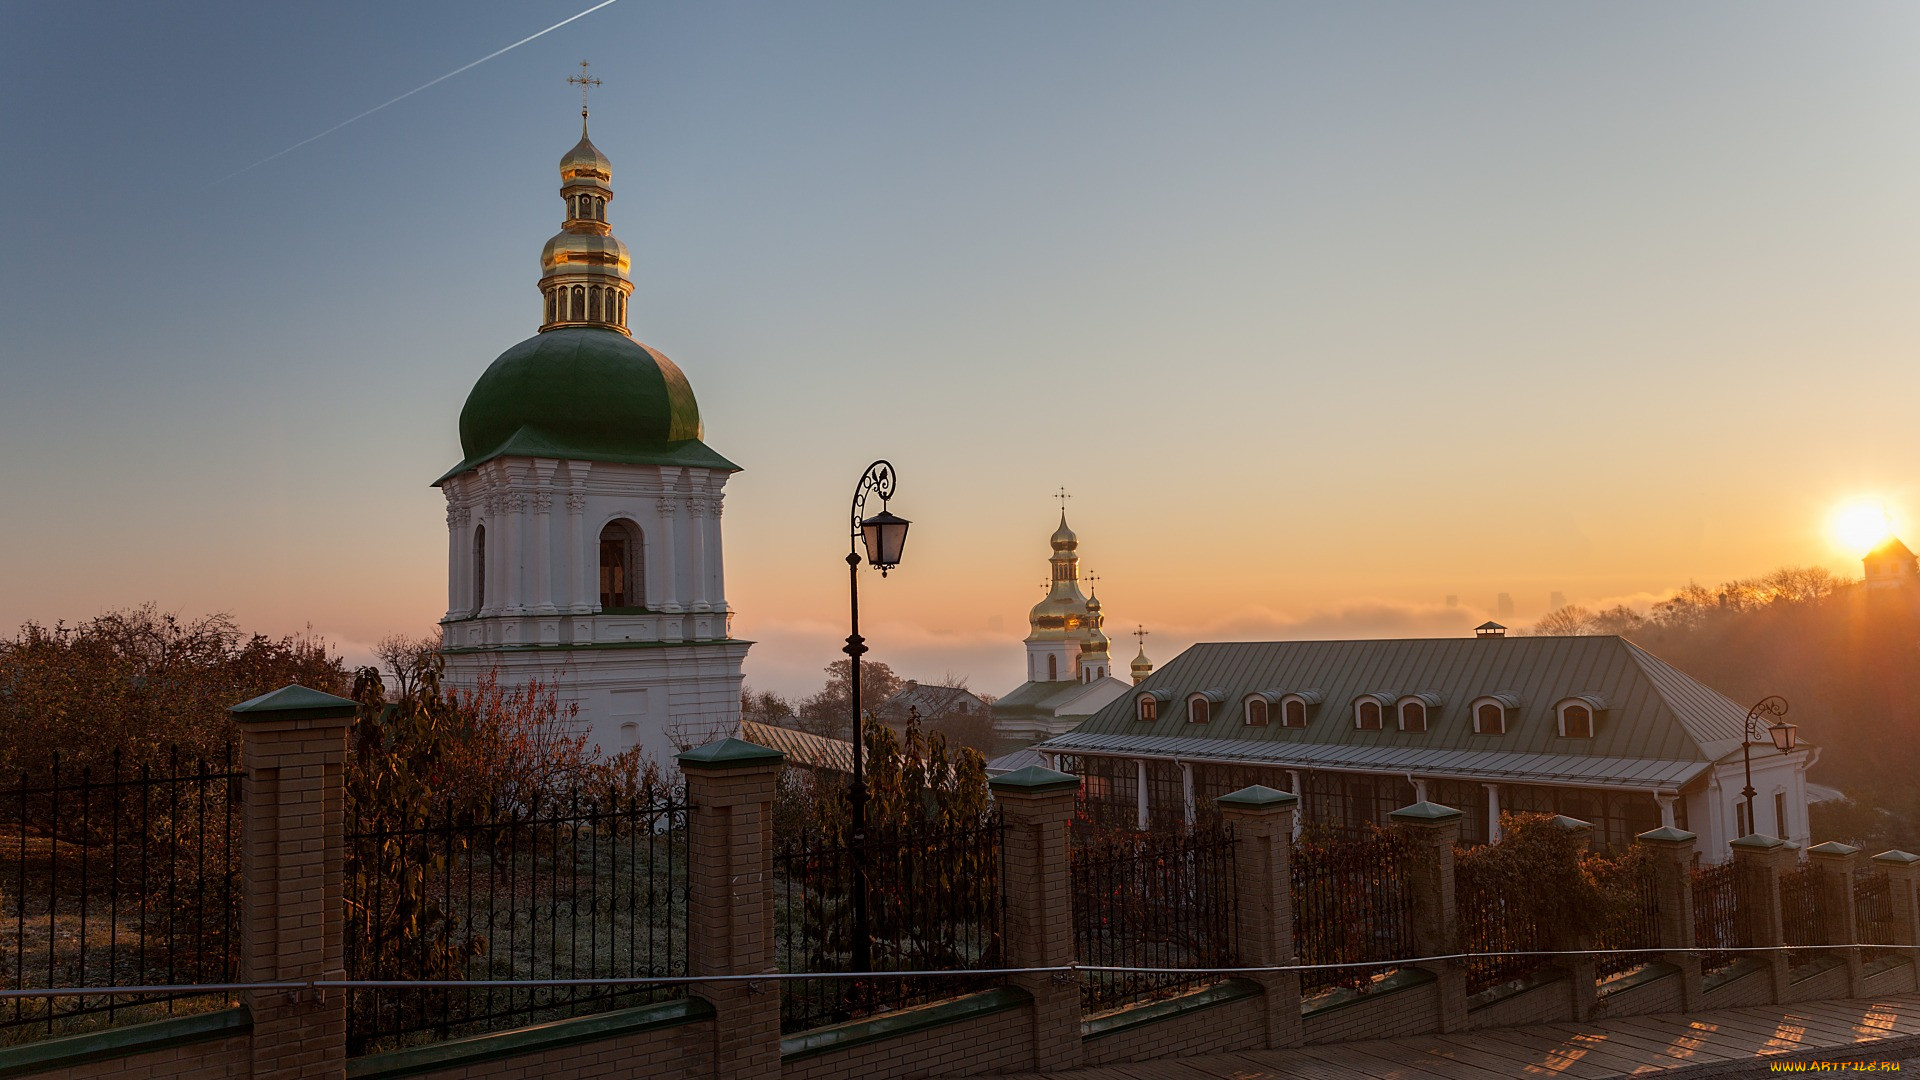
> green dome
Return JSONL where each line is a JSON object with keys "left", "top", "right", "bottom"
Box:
{"left": 439, "top": 327, "right": 738, "bottom": 482}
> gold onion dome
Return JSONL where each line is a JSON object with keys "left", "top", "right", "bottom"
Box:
{"left": 1050, "top": 512, "right": 1078, "bottom": 551}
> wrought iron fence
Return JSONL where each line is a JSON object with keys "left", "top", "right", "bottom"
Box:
{"left": 1779, "top": 862, "right": 1827, "bottom": 961}
{"left": 1590, "top": 856, "right": 1661, "bottom": 980}
{"left": 1455, "top": 852, "right": 1550, "bottom": 995}
{"left": 1, "top": 749, "right": 241, "bottom": 1042}
{"left": 774, "top": 816, "right": 1004, "bottom": 1034}
{"left": 1290, "top": 830, "right": 1414, "bottom": 996}
{"left": 1854, "top": 867, "right": 1901, "bottom": 966}
{"left": 1071, "top": 823, "right": 1237, "bottom": 1015}
{"left": 343, "top": 786, "right": 689, "bottom": 1055}
{"left": 1692, "top": 861, "right": 1740, "bottom": 974}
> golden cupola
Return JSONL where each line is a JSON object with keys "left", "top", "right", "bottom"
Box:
{"left": 539, "top": 109, "right": 633, "bottom": 335}
{"left": 1026, "top": 511, "right": 1091, "bottom": 643}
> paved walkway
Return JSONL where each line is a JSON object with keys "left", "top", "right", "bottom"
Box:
{"left": 968, "top": 994, "right": 1920, "bottom": 1078}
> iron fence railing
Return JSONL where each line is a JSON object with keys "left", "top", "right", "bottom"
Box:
{"left": 343, "top": 787, "right": 688, "bottom": 1055}
{"left": 774, "top": 816, "right": 1004, "bottom": 1034}
{"left": 1071, "top": 824, "right": 1237, "bottom": 1015}
{"left": 1854, "top": 867, "right": 1900, "bottom": 966}
{"left": 1290, "top": 830, "right": 1414, "bottom": 996}
{"left": 1, "top": 749, "right": 241, "bottom": 1041}
{"left": 1590, "top": 857, "right": 1661, "bottom": 980}
{"left": 1455, "top": 854, "right": 1549, "bottom": 995}
{"left": 1692, "top": 861, "right": 1740, "bottom": 974}
{"left": 1779, "top": 862, "right": 1827, "bottom": 960}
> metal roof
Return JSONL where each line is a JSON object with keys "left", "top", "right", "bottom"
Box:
{"left": 740, "top": 721, "right": 852, "bottom": 773}
{"left": 1033, "top": 636, "right": 1767, "bottom": 788}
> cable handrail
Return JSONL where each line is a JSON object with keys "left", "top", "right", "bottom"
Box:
{"left": 4, "top": 942, "right": 1911, "bottom": 999}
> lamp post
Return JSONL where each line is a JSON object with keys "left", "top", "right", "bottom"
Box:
{"left": 1740, "top": 695, "right": 1797, "bottom": 838}
{"left": 845, "top": 460, "right": 910, "bottom": 980}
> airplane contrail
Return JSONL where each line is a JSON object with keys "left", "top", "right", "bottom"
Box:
{"left": 223, "top": 0, "right": 622, "bottom": 181}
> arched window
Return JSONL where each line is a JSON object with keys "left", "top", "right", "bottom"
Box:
{"left": 1560, "top": 704, "right": 1593, "bottom": 739}
{"left": 1188, "top": 696, "right": 1210, "bottom": 724}
{"left": 1399, "top": 701, "right": 1427, "bottom": 732}
{"left": 1138, "top": 696, "right": 1158, "bottom": 722}
{"left": 471, "top": 523, "right": 486, "bottom": 615}
{"left": 616, "top": 293, "right": 625, "bottom": 326}
{"left": 595, "top": 197, "right": 605, "bottom": 219}
{"left": 1283, "top": 699, "right": 1307, "bottom": 727}
{"left": 1245, "top": 697, "right": 1269, "bottom": 726}
{"left": 598, "top": 519, "right": 645, "bottom": 609}
{"left": 1047, "top": 654, "right": 1057, "bottom": 681}
{"left": 572, "top": 285, "right": 586, "bottom": 321}
{"left": 546, "top": 290, "right": 558, "bottom": 324}
{"left": 1476, "top": 702, "right": 1505, "bottom": 735}
{"left": 1356, "top": 700, "right": 1382, "bottom": 730}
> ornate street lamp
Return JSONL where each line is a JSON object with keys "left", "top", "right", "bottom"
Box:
{"left": 845, "top": 460, "right": 910, "bottom": 979}
{"left": 1740, "top": 695, "right": 1796, "bottom": 837}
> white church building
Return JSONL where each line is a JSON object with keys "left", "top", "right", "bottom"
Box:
{"left": 989, "top": 512, "right": 1139, "bottom": 743}
{"left": 435, "top": 107, "right": 748, "bottom": 764}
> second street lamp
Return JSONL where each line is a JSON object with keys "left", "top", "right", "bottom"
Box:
{"left": 1740, "top": 695, "right": 1797, "bottom": 837}
{"left": 845, "top": 460, "right": 910, "bottom": 982}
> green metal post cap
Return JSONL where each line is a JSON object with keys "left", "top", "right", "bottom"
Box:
{"left": 1389, "top": 800, "right": 1463, "bottom": 823}
{"left": 1635, "top": 826, "right": 1698, "bottom": 845}
{"left": 1548, "top": 814, "right": 1593, "bottom": 831}
{"left": 1217, "top": 785, "right": 1298, "bottom": 810}
{"left": 987, "top": 766, "right": 1079, "bottom": 794}
{"left": 677, "top": 737, "right": 783, "bottom": 769}
{"left": 1729, "top": 833, "right": 1787, "bottom": 851}
{"left": 1872, "top": 850, "right": 1920, "bottom": 866}
{"left": 229, "top": 684, "right": 358, "bottom": 722}
{"left": 1806, "top": 840, "right": 1862, "bottom": 858}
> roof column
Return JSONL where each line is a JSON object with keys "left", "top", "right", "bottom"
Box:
{"left": 1483, "top": 783, "right": 1503, "bottom": 843}
{"left": 1179, "top": 761, "right": 1195, "bottom": 828}
{"left": 1135, "top": 759, "right": 1149, "bottom": 830}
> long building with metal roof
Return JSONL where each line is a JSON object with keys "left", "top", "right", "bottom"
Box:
{"left": 1029, "top": 629, "right": 1815, "bottom": 860}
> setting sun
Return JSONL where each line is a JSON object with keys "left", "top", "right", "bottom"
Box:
{"left": 1831, "top": 500, "right": 1896, "bottom": 556}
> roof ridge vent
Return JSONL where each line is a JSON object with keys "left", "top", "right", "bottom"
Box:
{"left": 1474, "top": 621, "right": 1507, "bottom": 639}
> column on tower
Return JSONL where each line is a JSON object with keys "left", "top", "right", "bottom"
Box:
{"left": 563, "top": 467, "right": 590, "bottom": 614}
{"left": 531, "top": 460, "right": 558, "bottom": 615}
{"left": 652, "top": 467, "right": 682, "bottom": 613}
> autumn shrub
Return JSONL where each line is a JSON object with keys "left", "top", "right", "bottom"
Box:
{"left": 0, "top": 606, "right": 347, "bottom": 775}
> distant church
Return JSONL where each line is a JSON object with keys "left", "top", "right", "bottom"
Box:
{"left": 990, "top": 510, "right": 1146, "bottom": 743}
{"left": 434, "top": 96, "right": 748, "bottom": 763}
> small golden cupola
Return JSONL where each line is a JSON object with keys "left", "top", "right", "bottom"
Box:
{"left": 540, "top": 67, "right": 633, "bottom": 334}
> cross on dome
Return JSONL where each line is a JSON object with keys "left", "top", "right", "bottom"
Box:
{"left": 567, "top": 60, "right": 602, "bottom": 120}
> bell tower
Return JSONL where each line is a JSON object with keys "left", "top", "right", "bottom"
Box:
{"left": 436, "top": 78, "right": 750, "bottom": 766}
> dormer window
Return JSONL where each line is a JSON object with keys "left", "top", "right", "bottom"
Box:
{"left": 1355, "top": 699, "right": 1383, "bottom": 730}
{"left": 1185, "top": 689, "right": 1226, "bottom": 724}
{"left": 1394, "top": 693, "right": 1441, "bottom": 733}
{"left": 1555, "top": 694, "right": 1606, "bottom": 738}
{"left": 1278, "top": 690, "right": 1322, "bottom": 728}
{"left": 1245, "top": 696, "right": 1269, "bottom": 726}
{"left": 1138, "top": 695, "right": 1158, "bottom": 722}
{"left": 1470, "top": 693, "right": 1520, "bottom": 735}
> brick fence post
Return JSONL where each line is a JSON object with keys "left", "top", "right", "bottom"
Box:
{"left": 1391, "top": 801, "right": 1465, "bottom": 1033}
{"left": 1729, "top": 834, "right": 1792, "bottom": 1002}
{"left": 1807, "top": 841, "right": 1864, "bottom": 996}
{"left": 1550, "top": 815, "right": 1599, "bottom": 1022}
{"left": 1218, "top": 785, "right": 1303, "bottom": 1049}
{"left": 987, "top": 766, "right": 1082, "bottom": 1073}
{"left": 1871, "top": 850, "right": 1920, "bottom": 986}
{"left": 1635, "top": 827, "right": 1703, "bottom": 1009}
{"left": 230, "top": 684, "right": 357, "bottom": 1080}
{"left": 679, "top": 737, "right": 784, "bottom": 1080}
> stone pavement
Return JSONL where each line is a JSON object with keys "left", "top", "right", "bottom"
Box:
{"left": 961, "top": 993, "right": 1920, "bottom": 1078}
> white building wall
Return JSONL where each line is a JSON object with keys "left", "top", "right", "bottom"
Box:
{"left": 439, "top": 456, "right": 747, "bottom": 769}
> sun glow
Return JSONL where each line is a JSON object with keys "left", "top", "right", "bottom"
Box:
{"left": 1830, "top": 500, "right": 1896, "bottom": 556}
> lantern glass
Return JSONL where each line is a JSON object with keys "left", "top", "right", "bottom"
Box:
{"left": 1768, "top": 720, "right": 1798, "bottom": 753}
{"left": 860, "top": 510, "right": 911, "bottom": 571}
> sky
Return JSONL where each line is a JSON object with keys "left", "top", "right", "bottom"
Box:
{"left": 3, "top": 2, "right": 1918, "bottom": 700}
